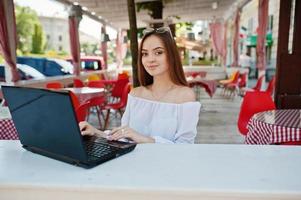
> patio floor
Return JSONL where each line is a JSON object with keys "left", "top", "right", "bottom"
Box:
{"left": 88, "top": 87, "right": 245, "bottom": 144}
{"left": 195, "top": 88, "right": 245, "bottom": 144}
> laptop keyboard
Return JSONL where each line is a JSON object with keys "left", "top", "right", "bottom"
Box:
{"left": 85, "top": 140, "right": 118, "bottom": 159}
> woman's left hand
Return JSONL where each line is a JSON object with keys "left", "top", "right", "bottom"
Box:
{"left": 108, "top": 126, "right": 155, "bottom": 144}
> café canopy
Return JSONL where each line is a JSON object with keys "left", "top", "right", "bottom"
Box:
{"left": 58, "top": 0, "right": 250, "bottom": 29}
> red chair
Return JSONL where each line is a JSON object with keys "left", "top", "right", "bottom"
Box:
{"left": 110, "top": 78, "right": 129, "bottom": 102}
{"left": 87, "top": 96, "right": 106, "bottom": 129}
{"left": 103, "top": 83, "right": 131, "bottom": 129}
{"left": 237, "top": 91, "right": 276, "bottom": 135}
{"left": 87, "top": 82, "right": 106, "bottom": 125}
{"left": 69, "top": 91, "right": 103, "bottom": 125}
{"left": 225, "top": 73, "right": 247, "bottom": 97}
{"left": 219, "top": 70, "right": 239, "bottom": 85}
{"left": 73, "top": 78, "right": 85, "bottom": 88}
{"left": 222, "top": 71, "right": 240, "bottom": 96}
{"left": 75, "top": 101, "right": 91, "bottom": 122}
{"left": 87, "top": 81, "right": 105, "bottom": 88}
{"left": 240, "top": 75, "right": 264, "bottom": 96}
{"left": 265, "top": 76, "right": 276, "bottom": 95}
{"left": 238, "top": 73, "right": 248, "bottom": 89}
{"left": 68, "top": 91, "right": 88, "bottom": 122}
{"left": 225, "top": 73, "right": 248, "bottom": 97}
{"left": 69, "top": 91, "right": 80, "bottom": 109}
{"left": 117, "top": 72, "right": 129, "bottom": 80}
{"left": 46, "top": 82, "right": 63, "bottom": 89}
{"left": 252, "top": 75, "right": 264, "bottom": 91}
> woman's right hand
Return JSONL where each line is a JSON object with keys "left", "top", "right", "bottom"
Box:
{"left": 79, "top": 121, "right": 102, "bottom": 137}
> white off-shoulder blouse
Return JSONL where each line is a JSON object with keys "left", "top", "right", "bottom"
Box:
{"left": 121, "top": 94, "right": 201, "bottom": 144}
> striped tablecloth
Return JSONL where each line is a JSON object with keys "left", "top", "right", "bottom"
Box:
{"left": 0, "top": 119, "right": 18, "bottom": 140}
{"left": 245, "top": 109, "right": 301, "bottom": 144}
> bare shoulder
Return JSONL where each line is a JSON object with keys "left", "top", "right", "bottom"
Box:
{"left": 174, "top": 86, "right": 196, "bottom": 103}
{"left": 129, "top": 86, "right": 148, "bottom": 97}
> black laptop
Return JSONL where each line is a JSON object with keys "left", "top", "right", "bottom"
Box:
{"left": 2, "top": 86, "right": 136, "bottom": 168}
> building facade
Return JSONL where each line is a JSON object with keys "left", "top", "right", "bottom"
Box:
{"left": 39, "top": 16, "right": 70, "bottom": 53}
{"left": 39, "top": 16, "right": 100, "bottom": 55}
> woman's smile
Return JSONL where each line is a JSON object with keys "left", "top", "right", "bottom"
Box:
{"left": 147, "top": 64, "right": 159, "bottom": 70}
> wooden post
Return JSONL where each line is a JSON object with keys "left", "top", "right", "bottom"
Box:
{"left": 275, "top": 0, "right": 301, "bottom": 108}
{"left": 127, "top": 0, "right": 139, "bottom": 87}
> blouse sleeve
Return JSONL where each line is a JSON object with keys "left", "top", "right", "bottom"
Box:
{"left": 152, "top": 103, "right": 201, "bottom": 144}
{"left": 121, "top": 95, "right": 130, "bottom": 126}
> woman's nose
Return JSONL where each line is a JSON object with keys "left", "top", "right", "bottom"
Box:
{"left": 146, "top": 53, "right": 155, "bottom": 62}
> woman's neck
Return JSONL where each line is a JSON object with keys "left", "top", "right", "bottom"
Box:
{"left": 148, "top": 74, "right": 177, "bottom": 101}
{"left": 152, "top": 75, "right": 174, "bottom": 91}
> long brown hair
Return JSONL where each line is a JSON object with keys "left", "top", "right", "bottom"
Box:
{"left": 138, "top": 29, "right": 188, "bottom": 87}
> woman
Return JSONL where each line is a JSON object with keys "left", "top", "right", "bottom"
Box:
{"left": 80, "top": 27, "right": 201, "bottom": 144}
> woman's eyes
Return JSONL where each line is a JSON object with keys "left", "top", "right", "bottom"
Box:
{"left": 142, "top": 51, "right": 164, "bottom": 57}
{"left": 155, "top": 51, "right": 163, "bottom": 55}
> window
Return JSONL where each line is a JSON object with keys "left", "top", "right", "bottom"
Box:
{"left": 58, "top": 46, "right": 62, "bottom": 51}
{"left": 58, "top": 35, "right": 62, "bottom": 41}
{"left": 47, "top": 35, "right": 50, "bottom": 40}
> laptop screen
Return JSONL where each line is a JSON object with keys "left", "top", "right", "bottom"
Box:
{"left": 2, "top": 86, "right": 87, "bottom": 161}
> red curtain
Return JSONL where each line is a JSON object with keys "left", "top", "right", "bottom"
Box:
{"left": 101, "top": 26, "right": 108, "bottom": 69}
{"left": 68, "top": 16, "right": 81, "bottom": 76}
{"left": 209, "top": 22, "right": 227, "bottom": 67}
{"left": 116, "top": 30, "right": 122, "bottom": 69}
{"left": 0, "top": 0, "right": 19, "bottom": 82}
{"left": 223, "top": 22, "right": 228, "bottom": 67}
{"left": 231, "top": 10, "right": 241, "bottom": 67}
{"left": 256, "top": 0, "right": 269, "bottom": 70}
{"left": 116, "top": 30, "right": 127, "bottom": 69}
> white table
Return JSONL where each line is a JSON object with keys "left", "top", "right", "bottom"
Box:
{"left": 63, "top": 87, "right": 105, "bottom": 104}
{"left": 1, "top": 141, "right": 301, "bottom": 200}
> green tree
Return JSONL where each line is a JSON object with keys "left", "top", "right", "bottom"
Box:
{"left": 136, "top": 0, "right": 163, "bottom": 20}
{"left": 176, "top": 22, "right": 194, "bottom": 36}
{"left": 81, "top": 43, "right": 98, "bottom": 55}
{"left": 31, "top": 23, "right": 45, "bottom": 54}
{"left": 15, "top": 5, "right": 40, "bottom": 53}
{"left": 136, "top": 0, "right": 176, "bottom": 34}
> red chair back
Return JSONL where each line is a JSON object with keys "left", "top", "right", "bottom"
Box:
{"left": 107, "top": 83, "right": 131, "bottom": 109}
{"left": 69, "top": 91, "right": 80, "bottom": 109}
{"left": 46, "top": 82, "right": 63, "bottom": 89}
{"left": 75, "top": 101, "right": 91, "bottom": 122}
{"left": 73, "top": 78, "right": 85, "bottom": 88}
{"left": 87, "top": 81, "right": 105, "bottom": 88}
{"left": 237, "top": 91, "right": 276, "bottom": 135}
{"left": 265, "top": 76, "right": 276, "bottom": 95}
{"left": 118, "top": 83, "right": 131, "bottom": 108}
{"left": 103, "top": 83, "right": 131, "bottom": 129}
{"left": 232, "top": 71, "right": 240, "bottom": 83}
{"left": 89, "top": 96, "right": 106, "bottom": 107}
{"left": 68, "top": 91, "right": 89, "bottom": 122}
{"left": 220, "top": 70, "right": 239, "bottom": 84}
{"left": 117, "top": 72, "right": 129, "bottom": 80}
{"left": 238, "top": 73, "right": 248, "bottom": 88}
{"left": 252, "top": 75, "right": 264, "bottom": 91}
{"left": 111, "top": 78, "right": 129, "bottom": 98}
